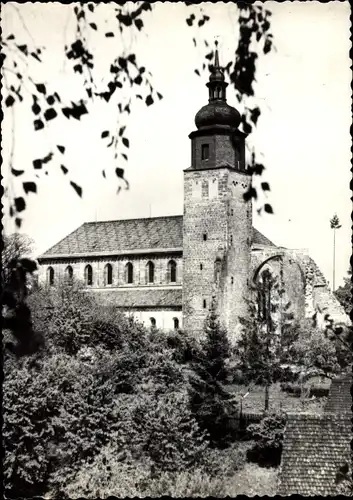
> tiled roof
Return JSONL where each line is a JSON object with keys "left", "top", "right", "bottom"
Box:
{"left": 278, "top": 413, "right": 351, "bottom": 496}
{"left": 40, "top": 216, "right": 276, "bottom": 258}
{"left": 89, "top": 288, "right": 182, "bottom": 308}
{"left": 324, "top": 372, "right": 352, "bottom": 414}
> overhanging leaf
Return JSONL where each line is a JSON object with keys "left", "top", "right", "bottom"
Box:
{"left": 70, "top": 181, "right": 82, "bottom": 197}
{"left": 23, "top": 182, "right": 37, "bottom": 194}
{"left": 14, "top": 197, "right": 26, "bottom": 212}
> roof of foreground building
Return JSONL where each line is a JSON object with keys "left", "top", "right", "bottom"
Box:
{"left": 39, "top": 215, "right": 276, "bottom": 259}
{"left": 278, "top": 412, "right": 351, "bottom": 496}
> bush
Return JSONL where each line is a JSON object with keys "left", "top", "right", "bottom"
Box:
{"left": 246, "top": 412, "right": 286, "bottom": 467}
{"left": 62, "top": 448, "right": 229, "bottom": 498}
{"left": 132, "top": 391, "right": 208, "bottom": 473}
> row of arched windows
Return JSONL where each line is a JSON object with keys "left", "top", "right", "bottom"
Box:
{"left": 149, "top": 317, "right": 179, "bottom": 330}
{"left": 46, "top": 260, "right": 178, "bottom": 287}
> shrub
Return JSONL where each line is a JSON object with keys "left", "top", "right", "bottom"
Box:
{"left": 246, "top": 412, "right": 286, "bottom": 467}
{"left": 132, "top": 391, "right": 208, "bottom": 473}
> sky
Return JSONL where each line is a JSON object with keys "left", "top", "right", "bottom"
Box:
{"left": 2, "top": 1, "right": 351, "bottom": 288}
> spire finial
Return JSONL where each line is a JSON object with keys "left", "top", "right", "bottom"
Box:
{"left": 214, "top": 39, "right": 220, "bottom": 68}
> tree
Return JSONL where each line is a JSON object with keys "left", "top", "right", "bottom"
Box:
{"left": 330, "top": 214, "right": 342, "bottom": 292}
{"left": 235, "top": 269, "right": 295, "bottom": 411}
{"left": 2, "top": 2, "right": 274, "bottom": 229}
{"left": 188, "top": 299, "right": 236, "bottom": 447}
{"left": 334, "top": 268, "right": 351, "bottom": 315}
{"left": 2, "top": 233, "right": 43, "bottom": 356}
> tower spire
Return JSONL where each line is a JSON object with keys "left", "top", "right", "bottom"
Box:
{"left": 214, "top": 40, "right": 220, "bottom": 69}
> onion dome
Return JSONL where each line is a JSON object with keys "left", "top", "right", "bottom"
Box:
{"left": 194, "top": 42, "right": 241, "bottom": 130}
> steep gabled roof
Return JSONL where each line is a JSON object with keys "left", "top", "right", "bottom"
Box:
{"left": 278, "top": 413, "right": 351, "bottom": 496}
{"left": 324, "top": 372, "right": 352, "bottom": 414}
{"left": 39, "top": 216, "right": 276, "bottom": 259}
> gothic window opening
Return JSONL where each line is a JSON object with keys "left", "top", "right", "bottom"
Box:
{"left": 65, "top": 265, "right": 73, "bottom": 283}
{"left": 203, "top": 299, "right": 207, "bottom": 309}
{"left": 230, "top": 235, "right": 233, "bottom": 246}
{"left": 168, "top": 260, "right": 177, "bottom": 283}
{"left": 125, "top": 262, "right": 133, "bottom": 284}
{"left": 150, "top": 317, "right": 156, "bottom": 328}
{"left": 203, "top": 233, "right": 207, "bottom": 241}
{"left": 231, "top": 276, "right": 234, "bottom": 285}
{"left": 104, "top": 263, "right": 113, "bottom": 286}
{"left": 85, "top": 265, "right": 93, "bottom": 286}
{"left": 257, "top": 270, "right": 273, "bottom": 329}
{"left": 146, "top": 261, "right": 155, "bottom": 283}
{"left": 200, "top": 263, "right": 203, "bottom": 270}
{"left": 201, "top": 144, "right": 209, "bottom": 160}
{"left": 47, "top": 266, "right": 54, "bottom": 286}
{"left": 173, "top": 317, "right": 179, "bottom": 330}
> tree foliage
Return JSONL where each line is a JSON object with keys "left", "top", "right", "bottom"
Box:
{"left": 2, "top": 2, "right": 274, "bottom": 228}
{"left": 188, "top": 300, "right": 237, "bottom": 447}
{"left": 334, "top": 268, "right": 351, "bottom": 316}
{"left": 4, "top": 283, "right": 242, "bottom": 497}
{"left": 246, "top": 412, "right": 286, "bottom": 467}
{"left": 235, "top": 269, "right": 296, "bottom": 386}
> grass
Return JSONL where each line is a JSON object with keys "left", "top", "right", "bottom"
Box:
{"left": 228, "top": 381, "right": 329, "bottom": 414}
{"left": 225, "top": 463, "right": 279, "bottom": 496}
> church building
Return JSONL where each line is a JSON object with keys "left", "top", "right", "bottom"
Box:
{"left": 37, "top": 48, "right": 348, "bottom": 340}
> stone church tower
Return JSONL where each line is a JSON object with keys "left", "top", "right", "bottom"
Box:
{"left": 182, "top": 45, "right": 252, "bottom": 340}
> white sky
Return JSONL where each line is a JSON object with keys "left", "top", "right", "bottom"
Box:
{"left": 2, "top": 1, "right": 351, "bottom": 287}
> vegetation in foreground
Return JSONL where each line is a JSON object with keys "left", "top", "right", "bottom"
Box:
{"left": 3, "top": 260, "right": 351, "bottom": 497}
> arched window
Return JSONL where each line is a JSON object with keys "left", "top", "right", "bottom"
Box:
{"left": 168, "top": 260, "right": 177, "bottom": 283}
{"left": 173, "top": 317, "right": 179, "bottom": 330}
{"left": 203, "top": 299, "right": 207, "bottom": 309}
{"left": 125, "top": 262, "right": 133, "bottom": 284}
{"left": 146, "top": 261, "right": 155, "bottom": 284}
{"left": 257, "top": 269, "right": 273, "bottom": 327}
{"left": 150, "top": 317, "right": 156, "bottom": 328}
{"left": 85, "top": 265, "right": 93, "bottom": 286}
{"left": 104, "top": 263, "right": 113, "bottom": 285}
{"left": 47, "top": 266, "right": 54, "bottom": 286}
{"left": 65, "top": 265, "right": 73, "bottom": 283}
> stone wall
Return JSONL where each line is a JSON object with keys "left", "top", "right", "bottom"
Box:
{"left": 182, "top": 166, "right": 251, "bottom": 341}
{"left": 38, "top": 254, "right": 183, "bottom": 288}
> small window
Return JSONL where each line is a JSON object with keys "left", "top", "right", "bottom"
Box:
{"left": 85, "top": 265, "right": 93, "bottom": 286}
{"left": 125, "top": 262, "right": 133, "bottom": 284}
{"left": 173, "top": 317, "right": 179, "bottom": 330}
{"left": 65, "top": 265, "right": 73, "bottom": 284}
{"left": 201, "top": 144, "right": 209, "bottom": 160}
{"left": 231, "top": 277, "right": 234, "bottom": 285}
{"left": 168, "top": 260, "right": 177, "bottom": 283}
{"left": 146, "top": 261, "right": 155, "bottom": 283}
{"left": 230, "top": 235, "right": 233, "bottom": 246}
{"left": 203, "top": 299, "right": 207, "bottom": 309}
{"left": 231, "top": 209, "right": 234, "bottom": 216}
{"left": 150, "top": 317, "right": 156, "bottom": 328}
{"left": 47, "top": 266, "right": 54, "bottom": 286}
{"left": 104, "top": 263, "right": 113, "bottom": 285}
{"left": 200, "top": 263, "right": 203, "bottom": 270}
{"left": 203, "top": 233, "right": 207, "bottom": 241}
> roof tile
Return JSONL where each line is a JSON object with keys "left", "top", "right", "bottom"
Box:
{"left": 40, "top": 216, "right": 276, "bottom": 258}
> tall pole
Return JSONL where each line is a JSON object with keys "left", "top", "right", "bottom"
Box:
{"left": 330, "top": 214, "right": 341, "bottom": 292}
{"left": 333, "top": 228, "right": 336, "bottom": 292}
